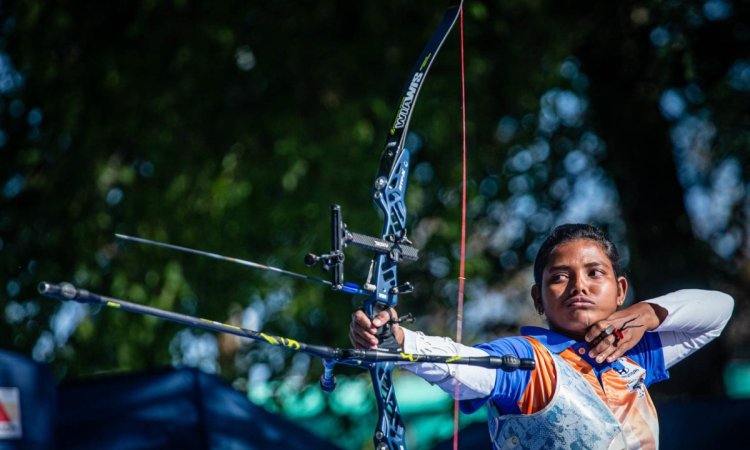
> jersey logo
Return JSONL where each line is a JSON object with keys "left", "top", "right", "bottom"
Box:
{"left": 613, "top": 359, "right": 646, "bottom": 397}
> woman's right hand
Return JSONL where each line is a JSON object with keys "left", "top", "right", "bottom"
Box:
{"left": 349, "top": 308, "right": 404, "bottom": 349}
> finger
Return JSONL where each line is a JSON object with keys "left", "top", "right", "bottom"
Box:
{"left": 350, "top": 312, "right": 379, "bottom": 348}
{"left": 593, "top": 342, "right": 620, "bottom": 364}
{"left": 587, "top": 324, "right": 615, "bottom": 349}
{"left": 601, "top": 338, "right": 630, "bottom": 363}
{"left": 584, "top": 327, "right": 602, "bottom": 344}
{"left": 588, "top": 336, "right": 614, "bottom": 360}
{"left": 349, "top": 321, "right": 378, "bottom": 349}
{"left": 604, "top": 345, "right": 627, "bottom": 363}
{"left": 604, "top": 329, "right": 637, "bottom": 362}
{"left": 585, "top": 320, "right": 614, "bottom": 344}
{"left": 352, "top": 310, "right": 374, "bottom": 329}
{"left": 592, "top": 330, "right": 631, "bottom": 364}
{"left": 371, "top": 309, "right": 395, "bottom": 328}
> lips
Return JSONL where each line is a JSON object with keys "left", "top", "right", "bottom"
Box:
{"left": 565, "top": 296, "right": 595, "bottom": 307}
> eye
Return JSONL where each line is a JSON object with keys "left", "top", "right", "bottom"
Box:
{"left": 549, "top": 273, "right": 568, "bottom": 283}
{"left": 589, "top": 268, "right": 606, "bottom": 277}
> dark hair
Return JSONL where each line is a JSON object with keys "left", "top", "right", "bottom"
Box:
{"left": 533, "top": 224, "right": 622, "bottom": 285}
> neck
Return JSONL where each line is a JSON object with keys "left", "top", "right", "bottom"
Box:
{"left": 549, "top": 324, "right": 585, "bottom": 342}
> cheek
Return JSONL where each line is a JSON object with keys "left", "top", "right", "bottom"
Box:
{"left": 600, "top": 280, "right": 619, "bottom": 294}
{"left": 544, "top": 281, "right": 566, "bottom": 294}
{"left": 542, "top": 285, "right": 566, "bottom": 304}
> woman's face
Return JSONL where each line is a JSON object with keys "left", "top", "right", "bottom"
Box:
{"left": 531, "top": 239, "right": 627, "bottom": 340}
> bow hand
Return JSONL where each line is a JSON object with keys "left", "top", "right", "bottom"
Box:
{"left": 350, "top": 308, "right": 405, "bottom": 350}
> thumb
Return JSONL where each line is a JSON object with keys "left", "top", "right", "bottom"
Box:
{"left": 371, "top": 309, "right": 396, "bottom": 327}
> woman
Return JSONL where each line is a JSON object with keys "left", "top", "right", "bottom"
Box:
{"left": 349, "top": 224, "right": 733, "bottom": 449}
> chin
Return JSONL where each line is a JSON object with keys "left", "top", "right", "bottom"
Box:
{"left": 568, "top": 309, "right": 605, "bottom": 325}
{"left": 556, "top": 315, "right": 598, "bottom": 337}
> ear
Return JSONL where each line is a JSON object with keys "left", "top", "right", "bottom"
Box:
{"left": 616, "top": 276, "right": 628, "bottom": 307}
{"left": 531, "top": 284, "right": 544, "bottom": 315}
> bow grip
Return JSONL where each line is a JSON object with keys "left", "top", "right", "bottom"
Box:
{"left": 370, "top": 302, "right": 401, "bottom": 351}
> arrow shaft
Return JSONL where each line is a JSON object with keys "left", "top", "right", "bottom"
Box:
{"left": 115, "top": 234, "right": 367, "bottom": 296}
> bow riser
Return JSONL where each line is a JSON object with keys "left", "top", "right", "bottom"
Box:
{"left": 370, "top": 148, "right": 411, "bottom": 306}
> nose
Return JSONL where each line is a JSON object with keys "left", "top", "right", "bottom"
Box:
{"left": 569, "top": 273, "right": 589, "bottom": 296}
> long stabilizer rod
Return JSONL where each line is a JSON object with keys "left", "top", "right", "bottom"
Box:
{"left": 38, "top": 281, "right": 535, "bottom": 371}
{"left": 114, "top": 234, "right": 368, "bottom": 296}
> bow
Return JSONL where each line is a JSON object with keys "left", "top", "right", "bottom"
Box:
{"left": 334, "top": 1, "right": 463, "bottom": 447}
{"left": 39, "top": 2, "right": 535, "bottom": 448}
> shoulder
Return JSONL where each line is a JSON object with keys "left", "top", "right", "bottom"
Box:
{"left": 475, "top": 336, "right": 536, "bottom": 359}
{"left": 460, "top": 336, "right": 536, "bottom": 415}
{"left": 462, "top": 335, "right": 560, "bottom": 415}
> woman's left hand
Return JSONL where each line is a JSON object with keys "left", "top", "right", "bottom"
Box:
{"left": 585, "top": 302, "right": 664, "bottom": 364}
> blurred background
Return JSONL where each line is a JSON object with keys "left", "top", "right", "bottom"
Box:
{"left": 1, "top": 0, "right": 749, "bottom": 448}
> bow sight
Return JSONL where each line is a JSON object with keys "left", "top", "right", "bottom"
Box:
{"left": 304, "top": 204, "right": 418, "bottom": 294}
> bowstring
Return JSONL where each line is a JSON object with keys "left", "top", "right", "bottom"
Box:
{"left": 453, "top": 4, "right": 468, "bottom": 450}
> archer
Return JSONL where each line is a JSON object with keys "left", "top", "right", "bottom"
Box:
{"left": 350, "top": 223, "right": 733, "bottom": 449}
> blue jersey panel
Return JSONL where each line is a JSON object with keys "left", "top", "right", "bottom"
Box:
{"left": 624, "top": 331, "right": 668, "bottom": 386}
{"left": 459, "top": 336, "right": 534, "bottom": 415}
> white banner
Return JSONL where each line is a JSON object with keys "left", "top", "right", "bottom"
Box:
{"left": 0, "top": 387, "right": 22, "bottom": 439}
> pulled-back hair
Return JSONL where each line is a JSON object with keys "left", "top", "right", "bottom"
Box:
{"left": 533, "top": 224, "right": 622, "bottom": 285}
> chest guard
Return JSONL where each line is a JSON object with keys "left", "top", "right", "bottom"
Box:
{"left": 487, "top": 350, "right": 627, "bottom": 450}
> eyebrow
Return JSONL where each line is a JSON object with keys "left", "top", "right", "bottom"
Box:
{"left": 547, "top": 261, "right": 610, "bottom": 271}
